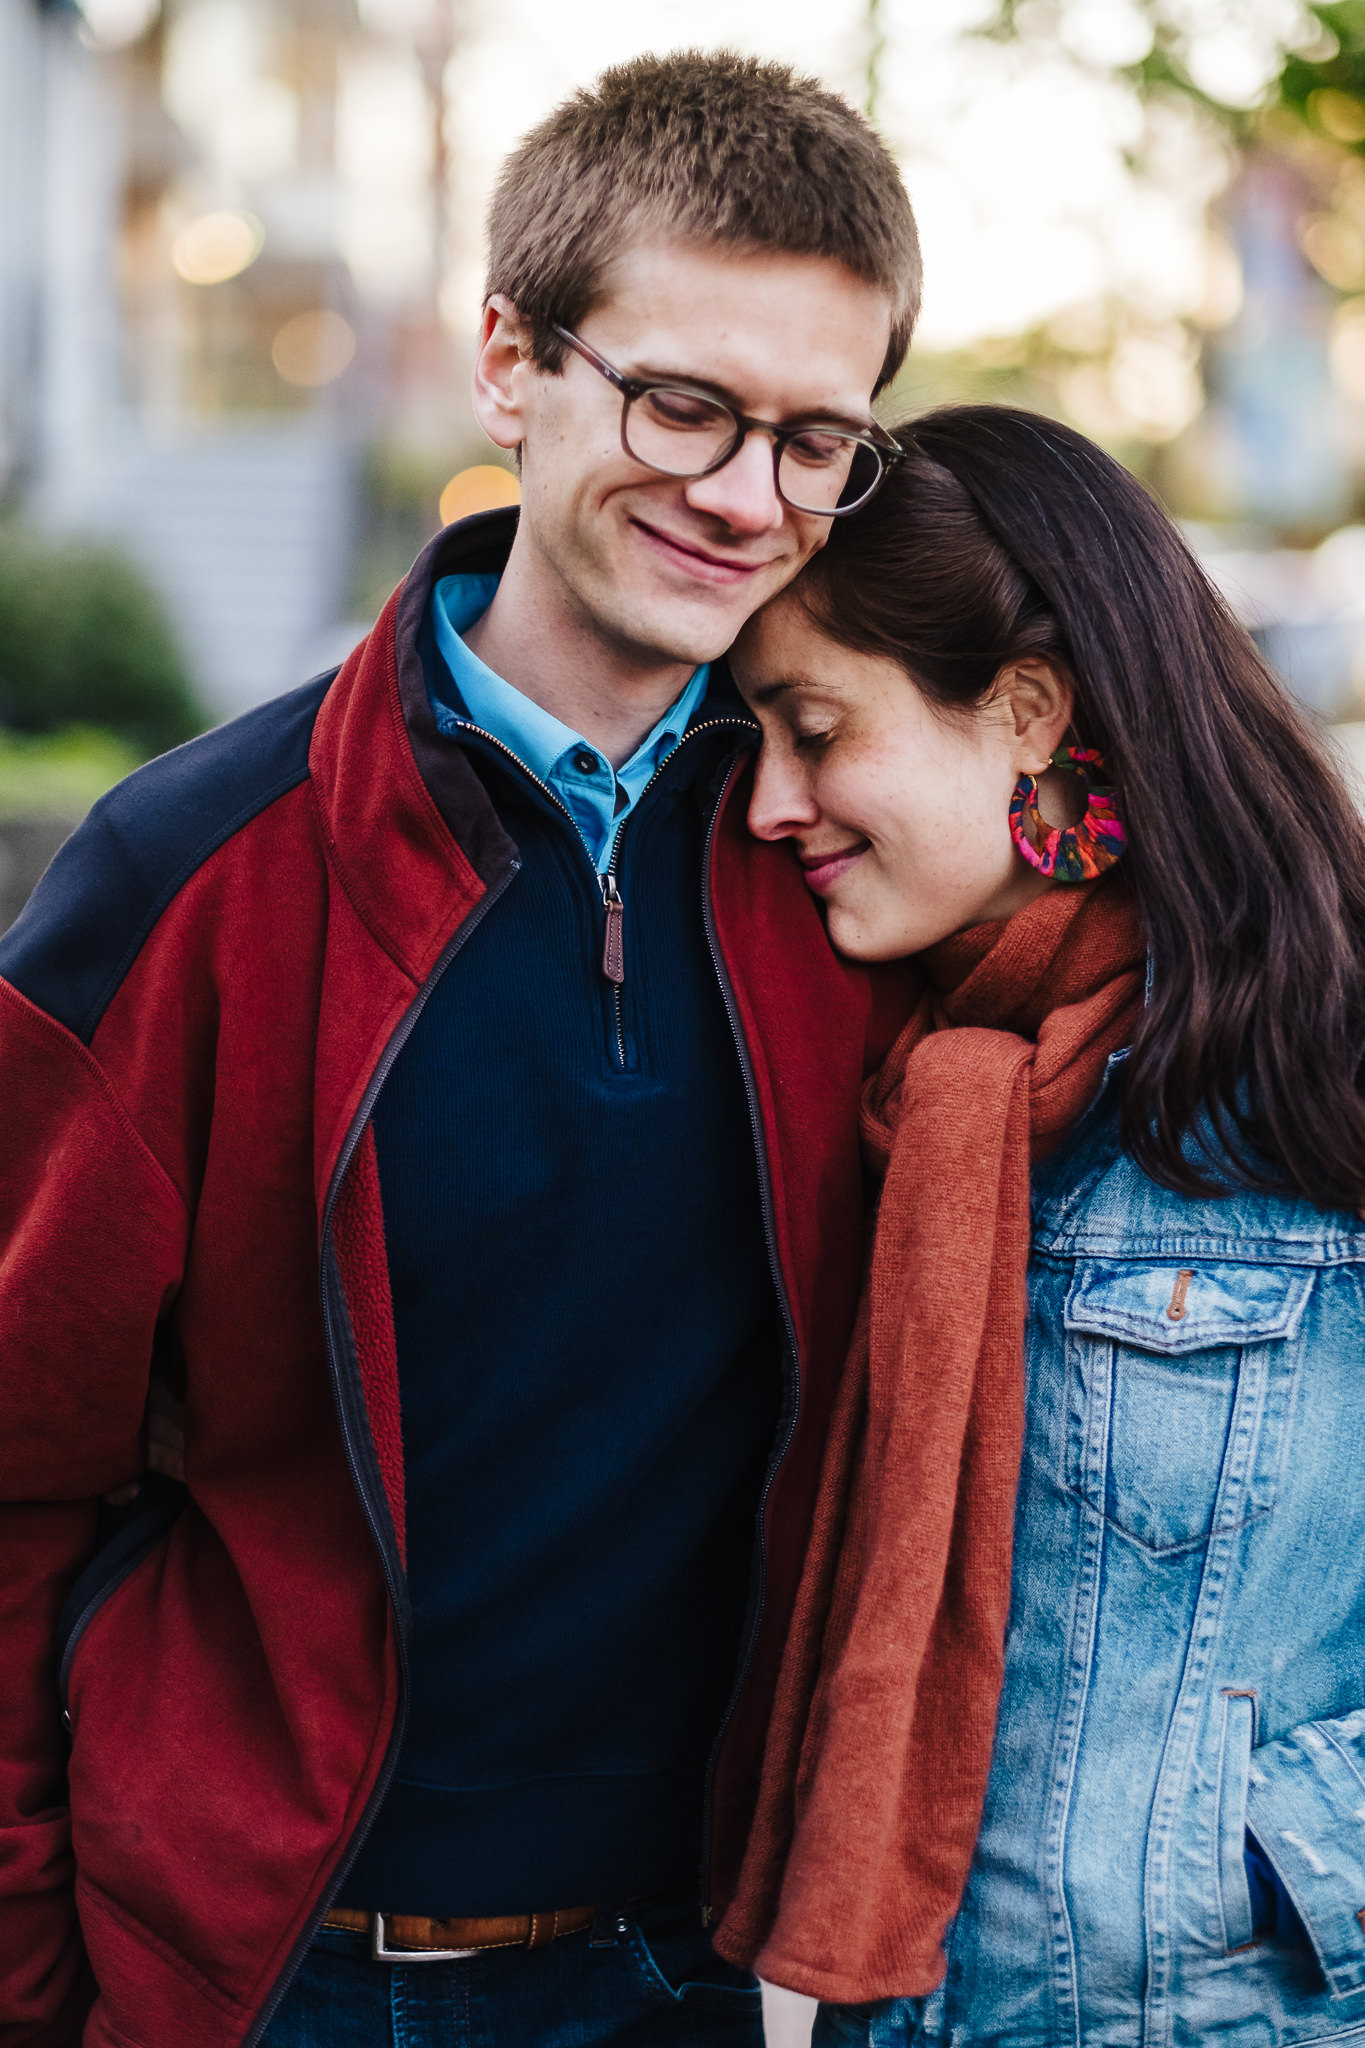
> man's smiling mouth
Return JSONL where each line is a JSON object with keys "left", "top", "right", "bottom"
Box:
{"left": 629, "top": 516, "right": 775, "bottom": 586}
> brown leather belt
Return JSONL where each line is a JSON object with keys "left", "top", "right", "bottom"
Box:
{"left": 323, "top": 1904, "right": 597, "bottom": 1960}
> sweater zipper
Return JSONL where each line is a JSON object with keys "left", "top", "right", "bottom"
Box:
{"left": 696, "top": 754, "right": 803, "bottom": 1924}
{"left": 456, "top": 716, "right": 751, "bottom": 1069}
{"left": 598, "top": 717, "right": 752, "bottom": 1064}
{"left": 242, "top": 856, "right": 519, "bottom": 2048}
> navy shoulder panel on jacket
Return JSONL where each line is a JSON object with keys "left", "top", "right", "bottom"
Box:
{"left": 0, "top": 671, "right": 333, "bottom": 1045}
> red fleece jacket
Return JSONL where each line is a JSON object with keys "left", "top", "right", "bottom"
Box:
{"left": 0, "top": 509, "right": 903, "bottom": 2048}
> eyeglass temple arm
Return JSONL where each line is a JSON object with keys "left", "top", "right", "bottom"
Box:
{"left": 550, "top": 322, "right": 627, "bottom": 390}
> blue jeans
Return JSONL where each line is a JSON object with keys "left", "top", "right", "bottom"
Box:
{"left": 259, "top": 1898, "right": 764, "bottom": 2048}
{"left": 811, "top": 2001, "right": 916, "bottom": 2046}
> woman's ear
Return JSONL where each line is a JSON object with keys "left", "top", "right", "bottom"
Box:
{"left": 996, "top": 659, "right": 1075, "bottom": 774}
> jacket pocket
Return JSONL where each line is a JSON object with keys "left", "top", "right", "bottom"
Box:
{"left": 1063, "top": 1259, "right": 1313, "bottom": 1553}
{"left": 56, "top": 1474, "right": 187, "bottom": 1718}
{"left": 1246, "top": 1711, "right": 1365, "bottom": 2001}
{"left": 1217, "top": 1690, "right": 1257, "bottom": 1952}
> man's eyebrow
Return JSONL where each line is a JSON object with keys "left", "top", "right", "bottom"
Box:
{"left": 626, "top": 362, "right": 875, "bottom": 434}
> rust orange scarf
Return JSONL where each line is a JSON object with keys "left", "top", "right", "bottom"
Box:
{"left": 714, "top": 876, "right": 1145, "bottom": 2004}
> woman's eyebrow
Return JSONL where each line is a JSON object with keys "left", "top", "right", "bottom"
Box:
{"left": 747, "top": 674, "right": 836, "bottom": 706}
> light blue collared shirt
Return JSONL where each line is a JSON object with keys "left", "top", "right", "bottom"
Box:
{"left": 429, "top": 573, "right": 711, "bottom": 872}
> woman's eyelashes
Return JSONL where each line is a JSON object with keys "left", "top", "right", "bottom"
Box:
{"left": 785, "top": 698, "right": 845, "bottom": 752}
{"left": 793, "top": 724, "right": 836, "bottom": 752}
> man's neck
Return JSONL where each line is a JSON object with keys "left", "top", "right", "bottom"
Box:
{"left": 462, "top": 532, "right": 698, "bottom": 770}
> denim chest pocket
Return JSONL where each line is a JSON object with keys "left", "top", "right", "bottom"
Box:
{"left": 1061, "top": 1259, "right": 1314, "bottom": 1554}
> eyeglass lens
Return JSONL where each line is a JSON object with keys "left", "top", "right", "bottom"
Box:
{"left": 623, "top": 387, "right": 883, "bottom": 514}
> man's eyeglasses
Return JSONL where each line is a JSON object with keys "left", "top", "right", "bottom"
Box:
{"left": 551, "top": 323, "right": 901, "bottom": 517}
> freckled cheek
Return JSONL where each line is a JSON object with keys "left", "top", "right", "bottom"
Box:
{"left": 806, "top": 774, "right": 865, "bottom": 841}
{"left": 860, "top": 780, "right": 973, "bottom": 903}
{"left": 863, "top": 764, "right": 948, "bottom": 849}
{"left": 815, "top": 752, "right": 900, "bottom": 840}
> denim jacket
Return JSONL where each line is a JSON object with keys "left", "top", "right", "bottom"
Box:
{"left": 823, "top": 1064, "right": 1365, "bottom": 2048}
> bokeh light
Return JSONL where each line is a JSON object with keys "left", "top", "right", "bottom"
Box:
{"left": 171, "top": 210, "right": 264, "bottom": 285}
{"left": 76, "top": 0, "right": 158, "bottom": 48}
{"left": 1310, "top": 89, "right": 1365, "bottom": 146}
{"left": 271, "top": 311, "right": 357, "bottom": 388}
{"left": 1330, "top": 299, "right": 1365, "bottom": 403}
{"left": 439, "top": 467, "right": 521, "bottom": 526}
{"left": 1299, "top": 214, "right": 1365, "bottom": 292}
{"left": 1194, "top": 234, "right": 1246, "bottom": 328}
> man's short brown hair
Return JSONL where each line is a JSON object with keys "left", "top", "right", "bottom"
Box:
{"left": 485, "top": 50, "right": 921, "bottom": 394}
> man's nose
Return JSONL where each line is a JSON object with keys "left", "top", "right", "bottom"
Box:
{"left": 682, "top": 428, "right": 784, "bottom": 534}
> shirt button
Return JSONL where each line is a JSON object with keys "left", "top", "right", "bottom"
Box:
{"left": 573, "top": 750, "right": 597, "bottom": 774}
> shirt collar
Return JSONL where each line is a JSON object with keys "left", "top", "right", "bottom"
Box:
{"left": 430, "top": 572, "right": 711, "bottom": 790}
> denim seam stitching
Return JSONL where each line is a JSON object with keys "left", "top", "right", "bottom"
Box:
{"left": 1141, "top": 1338, "right": 1271, "bottom": 2046}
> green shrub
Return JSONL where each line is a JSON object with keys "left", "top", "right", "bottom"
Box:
{"left": 0, "top": 529, "right": 204, "bottom": 758}
{"left": 0, "top": 725, "right": 141, "bottom": 821}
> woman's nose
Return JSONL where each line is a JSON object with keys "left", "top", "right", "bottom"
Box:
{"left": 747, "top": 744, "right": 820, "bottom": 841}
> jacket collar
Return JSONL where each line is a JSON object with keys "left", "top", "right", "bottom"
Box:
{"left": 310, "top": 508, "right": 760, "bottom": 984}
{"left": 308, "top": 510, "right": 523, "bottom": 988}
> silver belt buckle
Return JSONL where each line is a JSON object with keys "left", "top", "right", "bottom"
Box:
{"left": 371, "top": 1911, "right": 482, "bottom": 1962}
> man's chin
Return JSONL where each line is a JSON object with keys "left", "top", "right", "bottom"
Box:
{"left": 607, "top": 577, "right": 787, "bottom": 670}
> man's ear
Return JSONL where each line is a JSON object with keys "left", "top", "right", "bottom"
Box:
{"left": 471, "top": 295, "right": 534, "bottom": 453}
{"left": 997, "top": 658, "right": 1075, "bottom": 773}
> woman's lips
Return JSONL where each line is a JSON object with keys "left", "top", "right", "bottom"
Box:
{"left": 799, "top": 842, "right": 868, "bottom": 892}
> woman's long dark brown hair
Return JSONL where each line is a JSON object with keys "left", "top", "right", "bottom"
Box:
{"left": 799, "top": 404, "right": 1365, "bottom": 1210}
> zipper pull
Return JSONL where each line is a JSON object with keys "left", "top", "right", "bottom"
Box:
{"left": 601, "top": 873, "right": 625, "bottom": 985}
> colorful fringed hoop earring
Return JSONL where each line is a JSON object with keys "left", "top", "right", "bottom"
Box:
{"left": 1009, "top": 746, "right": 1127, "bottom": 883}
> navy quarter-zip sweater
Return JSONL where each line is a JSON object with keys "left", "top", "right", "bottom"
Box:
{"left": 341, "top": 646, "right": 781, "bottom": 1917}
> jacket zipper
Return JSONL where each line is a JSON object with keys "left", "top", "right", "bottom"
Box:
{"left": 696, "top": 754, "right": 803, "bottom": 1923}
{"left": 59, "top": 1574, "right": 142, "bottom": 1720}
{"left": 447, "top": 722, "right": 625, "bottom": 1061}
{"left": 242, "top": 857, "right": 519, "bottom": 2048}
{"left": 598, "top": 717, "right": 752, "bottom": 1065}
{"left": 56, "top": 1490, "right": 187, "bottom": 1721}
{"left": 456, "top": 716, "right": 751, "bottom": 1069}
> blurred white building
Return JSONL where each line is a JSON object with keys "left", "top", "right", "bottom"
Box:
{"left": 0, "top": 0, "right": 466, "bottom": 716}
{"left": 0, "top": 0, "right": 94, "bottom": 500}
{"left": 9, "top": 0, "right": 1365, "bottom": 727}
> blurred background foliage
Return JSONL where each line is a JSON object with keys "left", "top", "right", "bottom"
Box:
{"left": 12, "top": 0, "right": 1365, "bottom": 866}
{"left": 965, "top": 0, "right": 1365, "bottom": 464}
{"left": 0, "top": 725, "right": 143, "bottom": 822}
{"left": 349, "top": 441, "right": 476, "bottom": 622}
{"left": 0, "top": 530, "right": 203, "bottom": 763}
